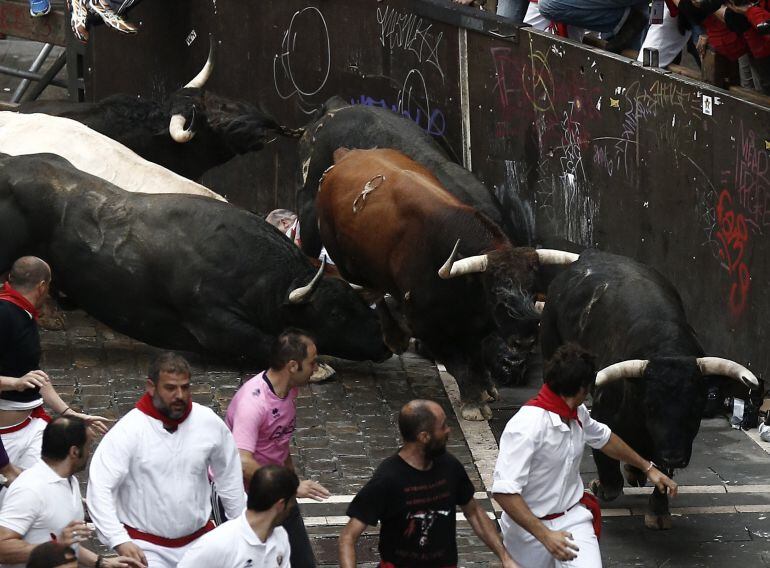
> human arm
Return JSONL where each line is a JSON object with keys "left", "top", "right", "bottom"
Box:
{"left": 0, "top": 370, "right": 49, "bottom": 391}
{"left": 598, "top": 433, "right": 678, "bottom": 496}
{"left": 338, "top": 517, "right": 368, "bottom": 568}
{"left": 285, "top": 454, "right": 331, "bottom": 501}
{"left": 39, "top": 382, "right": 111, "bottom": 436}
{"left": 78, "top": 547, "right": 146, "bottom": 568}
{"left": 460, "top": 498, "right": 520, "bottom": 568}
{"left": 0, "top": 485, "right": 43, "bottom": 564}
{"left": 239, "top": 449, "right": 261, "bottom": 486}
{"left": 85, "top": 421, "right": 136, "bottom": 552}
{"left": 209, "top": 422, "right": 247, "bottom": 519}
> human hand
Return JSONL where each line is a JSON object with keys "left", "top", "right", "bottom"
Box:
{"left": 541, "top": 529, "right": 579, "bottom": 561}
{"left": 11, "top": 370, "right": 50, "bottom": 391}
{"left": 501, "top": 555, "right": 522, "bottom": 568}
{"left": 115, "top": 542, "right": 148, "bottom": 566}
{"left": 57, "top": 520, "right": 93, "bottom": 546}
{"left": 297, "top": 479, "right": 331, "bottom": 501}
{"left": 647, "top": 467, "right": 678, "bottom": 497}
{"left": 0, "top": 463, "right": 22, "bottom": 486}
{"left": 103, "top": 555, "right": 147, "bottom": 568}
{"left": 70, "top": 411, "right": 112, "bottom": 437}
{"left": 696, "top": 35, "right": 709, "bottom": 60}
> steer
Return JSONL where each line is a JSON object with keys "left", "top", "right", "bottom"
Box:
{"left": 0, "top": 152, "right": 390, "bottom": 365}
{"left": 540, "top": 249, "right": 759, "bottom": 529}
{"left": 18, "top": 45, "right": 301, "bottom": 181}
{"left": 317, "top": 148, "right": 573, "bottom": 420}
{"left": 297, "top": 96, "right": 534, "bottom": 259}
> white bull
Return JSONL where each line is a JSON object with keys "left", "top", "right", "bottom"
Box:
{"left": 0, "top": 111, "right": 226, "bottom": 202}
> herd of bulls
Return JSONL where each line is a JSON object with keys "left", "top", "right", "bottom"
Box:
{"left": 0, "top": 50, "right": 761, "bottom": 530}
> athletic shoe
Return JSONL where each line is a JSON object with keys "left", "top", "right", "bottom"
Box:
{"left": 89, "top": 0, "right": 138, "bottom": 33}
{"left": 29, "top": 0, "right": 51, "bottom": 17}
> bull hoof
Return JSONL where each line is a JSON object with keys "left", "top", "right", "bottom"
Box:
{"left": 644, "top": 513, "right": 673, "bottom": 530}
{"left": 482, "top": 386, "right": 499, "bottom": 402}
{"left": 461, "top": 402, "right": 493, "bottom": 421}
{"left": 589, "top": 479, "right": 623, "bottom": 502}
{"left": 623, "top": 464, "right": 647, "bottom": 487}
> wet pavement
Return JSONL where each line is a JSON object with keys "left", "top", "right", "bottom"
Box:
{"left": 40, "top": 309, "right": 770, "bottom": 567}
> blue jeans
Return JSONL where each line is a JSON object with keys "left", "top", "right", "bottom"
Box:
{"left": 538, "top": 0, "right": 640, "bottom": 33}
{"left": 497, "top": 0, "right": 529, "bottom": 23}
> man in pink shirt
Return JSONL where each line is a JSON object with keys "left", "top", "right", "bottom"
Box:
{"left": 225, "top": 329, "right": 330, "bottom": 568}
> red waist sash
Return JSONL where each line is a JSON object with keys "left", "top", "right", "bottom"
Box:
{"left": 0, "top": 407, "right": 51, "bottom": 435}
{"left": 124, "top": 520, "right": 215, "bottom": 548}
{"left": 539, "top": 492, "right": 602, "bottom": 540}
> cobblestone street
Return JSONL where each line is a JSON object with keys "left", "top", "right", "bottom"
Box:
{"left": 40, "top": 309, "right": 770, "bottom": 567}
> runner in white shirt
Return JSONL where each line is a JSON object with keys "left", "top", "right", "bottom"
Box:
{"left": 492, "top": 344, "right": 678, "bottom": 568}
{"left": 0, "top": 416, "right": 141, "bottom": 568}
{"left": 179, "top": 464, "right": 297, "bottom": 568}
{"left": 87, "top": 353, "right": 246, "bottom": 568}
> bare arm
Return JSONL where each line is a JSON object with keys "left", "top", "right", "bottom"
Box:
{"left": 39, "top": 382, "right": 111, "bottom": 436}
{"left": 0, "top": 370, "right": 49, "bottom": 392}
{"left": 240, "top": 449, "right": 262, "bottom": 487}
{"left": 338, "top": 517, "right": 367, "bottom": 568}
{"left": 492, "top": 493, "right": 579, "bottom": 562}
{"left": 0, "top": 527, "right": 34, "bottom": 564}
{"left": 599, "top": 433, "right": 678, "bottom": 496}
{"left": 460, "top": 499, "right": 519, "bottom": 568}
{"left": 284, "top": 454, "right": 330, "bottom": 501}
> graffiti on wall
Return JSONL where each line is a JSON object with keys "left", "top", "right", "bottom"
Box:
{"left": 376, "top": 5, "right": 445, "bottom": 80}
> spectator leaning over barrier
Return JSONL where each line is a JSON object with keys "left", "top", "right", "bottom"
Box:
{"left": 535, "top": 0, "right": 649, "bottom": 52}
{"left": 0, "top": 417, "right": 142, "bottom": 568}
{"left": 223, "top": 329, "right": 330, "bottom": 568}
{"left": 492, "top": 344, "right": 678, "bottom": 568}
{"left": 339, "top": 399, "right": 519, "bottom": 568}
{"left": 178, "top": 465, "right": 297, "bottom": 568}
{"left": 0, "top": 256, "right": 109, "bottom": 509}
{"left": 86, "top": 352, "right": 245, "bottom": 568}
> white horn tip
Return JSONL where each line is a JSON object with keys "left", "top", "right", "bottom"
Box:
{"left": 169, "top": 114, "right": 194, "bottom": 143}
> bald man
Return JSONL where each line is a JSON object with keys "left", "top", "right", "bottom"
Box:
{"left": 0, "top": 257, "right": 108, "bottom": 504}
{"left": 339, "top": 399, "right": 519, "bottom": 568}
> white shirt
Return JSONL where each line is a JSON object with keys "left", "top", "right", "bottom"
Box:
{"left": 492, "top": 405, "right": 611, "bottom": 518}
{"left": 86, "top": 403, "right": 246, "bottom": 549}
{"left": 0, "top": 461, "right": 84, "bottom": 568}
{"left": 178, "top": 511, "right": 291, "bottom": 568}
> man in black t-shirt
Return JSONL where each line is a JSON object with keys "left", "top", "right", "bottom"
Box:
{"left": 339, "top": 399, "right": 519, "bottom": 568}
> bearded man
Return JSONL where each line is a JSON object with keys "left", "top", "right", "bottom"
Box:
{"left": 86, "top": 352, "right": 245, "bottom": 568}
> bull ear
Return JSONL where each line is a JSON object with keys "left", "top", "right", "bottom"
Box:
{"left": 288, "top": 259, "right": 326, "bottom": 304}
{"left": 595, "top": 359, "right": 649, "bottom": 387}
{"left": 696, "top": 357, "right": 759, "bottom": 389}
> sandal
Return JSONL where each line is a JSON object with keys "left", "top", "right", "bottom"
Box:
{"left": 66, "top": 0, "right": 89, "bottom": 43}
{"left": 88, "top": 0, "right": 138, "bottom": 34}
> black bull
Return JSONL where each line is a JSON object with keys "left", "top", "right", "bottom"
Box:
{"left": 296, "top": 96, "right": 535, "bottom": 258}
{"left": 18, "top": 89, "right": 301, "bottom": 182}
{"left": 0, "top": 152, "right": 389, "bottom": 364}
{"left": 540, "top": 249, "right": 759, "bottom": 529}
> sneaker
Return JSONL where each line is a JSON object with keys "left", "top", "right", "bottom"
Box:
{"left": 29, "top": 0, "right": 51, "bottom": 17}
{"left": 605, "top": 8, "right": 648, "bottom": 53}
{"left": 66, "top": 0, "right": 89, "bottom": 43}
{"left": 88, "top": 0, "right": 138, "bottom": 34}
{"left": 308, "top": 362, "right": 337, "bottom": 384}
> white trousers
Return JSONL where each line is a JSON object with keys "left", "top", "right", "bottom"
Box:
{"left": 137, "top": 539, "right": 196, "bottom": 568}
{"left": 500, "top": 504, "right": 602, "bottom": 568}
{"left": 0, "top": 416, "right": 46, "bottom": 507}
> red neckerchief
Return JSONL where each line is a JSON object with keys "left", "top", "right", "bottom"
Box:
{"left": 0, "top": 282, "right": 39, "bottom": 320}
{"left": 524, "top": 384, "right": 582, "bottom": 428}
{"left": 135, "top": 392, "right": 192, "bottom": 429}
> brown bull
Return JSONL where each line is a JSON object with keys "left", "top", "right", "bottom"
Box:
{"left": 317, "top": 148, "right": 570, "bottom": 420}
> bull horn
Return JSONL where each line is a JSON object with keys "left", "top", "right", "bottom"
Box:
{"left": 534, "top": 300, "right": 545, "bottom": 314}
{"left": 696, "top": 357, "right": 759, "bottom": 389}
{"left": 184, "top": 38, "right": 215, "bottom": 89}
{"left": 438, "top": 239, "right": 488, "bottom": 279}
{"left": 595, "top": 359, "right": 649, "bottom": 387}
{"left": 536, "top": 249, "right": 580, "bottom": 265}
{"left": 349, "top": 283, "right": 365, "bottom": 291}
{"left": 169, "top": 40, "right": 214, "bottom": 143}
{"left": 288, "top": 258, "right": 326, "bottom": 304}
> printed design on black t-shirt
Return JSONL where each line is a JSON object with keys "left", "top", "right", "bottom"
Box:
{"left": 404, "top": 508, "right": 451, "bottom": 546}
